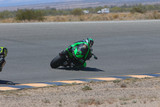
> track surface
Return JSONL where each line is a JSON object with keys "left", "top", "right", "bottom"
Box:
{"left": 0, "top": 20, "right": 160, "bottom": 84}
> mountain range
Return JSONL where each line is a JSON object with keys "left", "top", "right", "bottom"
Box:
{"left": 0, "top": 0, "right": 160, "bottom": 11}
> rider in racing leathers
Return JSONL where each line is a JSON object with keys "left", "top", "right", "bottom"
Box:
{"left": 63, "top": 38, "right": 94, "bottom": 68}
{"left": 0, "top": 47, "right": 8, "bottom": 72}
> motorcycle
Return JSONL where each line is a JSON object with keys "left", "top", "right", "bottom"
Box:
{"left": 50, "top": 50, "right": 98, "bottom": 69}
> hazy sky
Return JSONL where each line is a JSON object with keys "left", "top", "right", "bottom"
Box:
{"left": 0, "top": 0, "right": 80, "bottom": 7}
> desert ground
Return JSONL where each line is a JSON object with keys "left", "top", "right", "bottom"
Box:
{"left": 0, "top": 77, "right": 160, "bottom": 107}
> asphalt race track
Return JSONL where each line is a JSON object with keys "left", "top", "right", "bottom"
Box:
{"left": 0, "top": 20, "right": 160, "bottom": 84}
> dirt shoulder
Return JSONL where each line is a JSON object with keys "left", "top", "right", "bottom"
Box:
{"left": 0, "top": 77, "right": 160, "bottom": 107}
{"left": 1, "top": 12, "right": 160, "bottom": 23}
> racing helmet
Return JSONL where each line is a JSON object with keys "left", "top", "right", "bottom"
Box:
{"left": 0, "top": 47, "right": 7, "bottom": 58}
{"left": 86, "top": 38, "right": 94, "bottom": 47}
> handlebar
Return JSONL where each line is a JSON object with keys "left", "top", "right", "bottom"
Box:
{"left": 92, "top": 54, "right": 98, "bottom": 60}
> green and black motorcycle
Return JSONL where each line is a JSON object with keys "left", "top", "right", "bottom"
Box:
{"left": 50, "top": 44, "right": 97, "bottom": 69}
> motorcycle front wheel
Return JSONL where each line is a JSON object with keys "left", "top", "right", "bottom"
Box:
{"left": 50, "top": 55, "right": 63, "bottom": 68}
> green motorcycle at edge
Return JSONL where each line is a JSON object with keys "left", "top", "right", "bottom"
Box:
{"left": 50, "top": 38, "right": 98, "bottom": 69}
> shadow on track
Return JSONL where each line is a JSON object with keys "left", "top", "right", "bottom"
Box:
{"left": 58, "top": 67, "right": 104, "bottom": 72}
{"left": 0, "top": 80, "right": 16, "bottom": 85}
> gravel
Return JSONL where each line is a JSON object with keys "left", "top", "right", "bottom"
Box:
{"left": 0, "top": 77, "right": 160, "bottom": 107}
